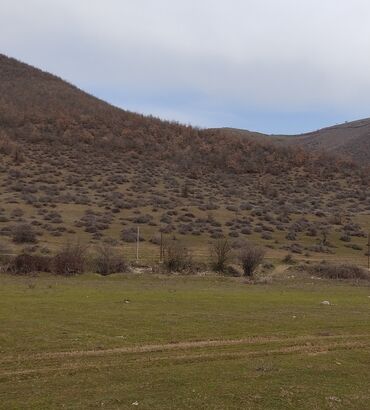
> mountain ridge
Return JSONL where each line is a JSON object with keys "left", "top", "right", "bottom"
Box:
{"left": 2, "top": 53, "right": 361, "bottom": 177}
{"left": 216, "top": 117, "right": 370, "bottom": 165}
{"left": 2, "top": 53, "right": 369, "bottom": 168}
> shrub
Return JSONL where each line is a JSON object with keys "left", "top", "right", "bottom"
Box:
{"left": 230, "top": 238, "right": 248, "bottom": 249}
{"left": 149, "top": 233, "right": 162, "bottom": 245}
{"left": 132, "top": 214, "right": 152, "bottom": 224}
{"left": 345, "top": 244, "right": 363, "bottom": 251}
{"left": 340, "top": 234, "right": 351, "bottom": 242}
{"left": 239, "top": 243, "right": 265, "bottom": 277}
{"left": 306, "top": 227, "right": 317, "bottom": 237}
{"left": 241, "top": 227, "right": 252, "bottom": 235}
{"left": 12, "top": 146, "right": 25, "bottom": 164}
{"left": 121, "top": 227, "right": 144, "bottom": 243}
{"left": 12, "top": 224, "right": 37, "bottom": 244}
{"left": 282, "top": 253, "right": 295, "bottom": 264}
{"left": 262, "top": 261, "right": 275, "bottom": 270}
{"left": 11, "top": 208, "right": 24, "bottom": 219}
{"left": 286, "top": 231, "right": 296, "bottom": 241}
{"left": 0, "top": 132, "right": 14, "bottom": 155}
{"left": 93, "top": 244, "right": 127, "bottom": 275}
{"left": 304, "top": 261, "right": 369, "bottom": 280}
{"left": 8, "top": 253, "right": 52, "bottom": 275}
{"left": 163, "top": 242, "right": 193, "bottom": 272}
{"left": 53, "top": 243, "right": 87, "bottom": 276}
{"left": 0, "top": 240, "right": 10, "bottom": 257}
{"left": 261, "top": 232, "right": 272, "bottom": 240}
{"left": 211, "top": 238, "right": 232, "bottom": 273}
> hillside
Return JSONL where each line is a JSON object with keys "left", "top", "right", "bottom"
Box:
{"left": 0, "top": 54, "right": 369, "bottom": 264}
{"left": 215, "top": 119, "right": 370, "bottom": 166}
{"left": 0, "top": 53, "right": 363, "bottom": 176}
{"left": 281, "top": 118, "right": 370, "bottom": 165}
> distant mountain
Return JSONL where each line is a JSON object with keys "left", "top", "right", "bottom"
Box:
{"left": 279, "top": 119, "right": 370, "bottom": 165}
{"left": 214, "top": 119, "right": 370, "bottom": 166}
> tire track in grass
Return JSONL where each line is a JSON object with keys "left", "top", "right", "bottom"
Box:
{"left": 1, "top": 334, "right": 369, "bottom": 371}
{"left": 22, "top": 333, "right": 370, "bottom": 359}
{"left": 1, "top": 340, "right": 369, "bottom": 378}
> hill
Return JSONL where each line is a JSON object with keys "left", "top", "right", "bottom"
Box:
{"left": 216, "top": 119, "right": 370, "bottom": 166}
{"left": 0, "top": 54, "right": 369, "bottom": 265}
{"left": 0, "top": 53, "right": 363, "bottom": 176}
{"left": 280, "top": 118, "right": 370, "bottom": 165}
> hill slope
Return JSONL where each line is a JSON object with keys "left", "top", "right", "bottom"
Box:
{"left": 281, "top": 118, "right": 370, "bottom": 165}
{"left": 0, "top": 54, "right": 369, "bottom": 265}
{"left": 0, "top": 53, "right": 361, "bottom": 175}
{"left": 216, "top": 119, "right": 370, "bottom": 165}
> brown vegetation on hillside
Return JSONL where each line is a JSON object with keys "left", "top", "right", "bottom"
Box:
{"left": 0, "top": 54, "right": 361, "bottom": 176}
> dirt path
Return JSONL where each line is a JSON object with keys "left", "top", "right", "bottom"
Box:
{"left": 2, "top": 333, "right": 369, "bottom": 363}
{"left": 1, "top": 338, "right": 368, "bottom": 378}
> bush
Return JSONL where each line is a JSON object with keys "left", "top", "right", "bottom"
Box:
{"left": 340, "top": 234, "right": 351, "bottom": 242}
{"left": 53, "top": 243, "right": 87, "bottom": 276}
{"left": 0, "top": 132, "right": 14, "bottom": 155}
{"left": 211, "top": 238, "right": 232, "bottom": 273}
{"left": 304, "top": 261, "right": 369, "bottom": 280}
{"left": 93, "top": 244, "right": 128, "bottom": 275}
{"left": 0, "top": 241, "right": 10, "bottom": 257}
{"left": 285, "top": 231, "right": 296, "bottom": 241}
{"left": 149, "top": 233, "right": 162, "bottom": 245}
{"left": 121, "top": 227, "right": 144, "bottom": 243}
{"left": 132, "top": 214, "right": 152, "bottom": 224}
{"left": 8, "top": 253, "right": 52, "bottom": 275}
{"left": 163, "top": 242, "right": 193, "bottom": 272}
{"left": 282, "top": 253, "right": 295, "bottom": 264}
{"left": 239, "top": 243, "right": 265, "bottom": 277}
{"left": 12, "top": 224, "right": 37, "bottom": 244}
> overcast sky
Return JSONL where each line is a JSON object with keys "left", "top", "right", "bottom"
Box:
{"left": 1, "top": 0, "right": 370, "bottom": 134}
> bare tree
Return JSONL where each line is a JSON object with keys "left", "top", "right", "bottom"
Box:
{"left": 53, "top": 243, "right": 87, "bottom": 276}
{"left": 94, "top": 243, "right": 127, "bottom": 275}
{"left": 239, "top": 243, "right": 265, "bottom": 277}
{"left": 163, "top": 241, "right": 192, "bottom": 272}
{"left": 211, "top": 238, "right": 232, "bottom": 273}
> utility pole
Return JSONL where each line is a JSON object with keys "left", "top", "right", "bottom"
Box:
{"left": 136, "top": 226, "right": 140, "bottom": 262}
{"left": 367, "top": 233, "right": 370, "bottom": 270}
{"left": 160, "top": 232, "right": 163, "bottom": 262}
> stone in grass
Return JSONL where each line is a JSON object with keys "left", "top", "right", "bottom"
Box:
{"left": 320, "top": 300, "right": 331, "bottom": 305}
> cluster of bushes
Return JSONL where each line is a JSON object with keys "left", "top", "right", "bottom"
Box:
{"left": 4, "top": 238, "right": 368, "bottom": 282}
{"left": 93, "top": 244, "right": 128, "bottom": 275}
{"left": 3, "top": 243, "right": 128, "bottom": 276}
{"left": 300, "top": 261, "right": 369, "bottom": 281}
{"left": 162, "top": 242, "right": 195, "bottom": 273}
{"left": 64, "top": 234, "right": 263, "bottom": 277}
{"left": 1, "top": 236, "right": 267, "bottom": 277}
{"left": 160, "top": 238, "right": 265, "bottom": 277}
{"left": 6, "top": 253, "right": 52, "bottom": 275}
{"left": 211, "top": 238, "right": 265, "bottom": 277}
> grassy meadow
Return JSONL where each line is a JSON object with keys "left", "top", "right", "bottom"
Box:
{"left": 1, "top": 272, "right": 370, "bottom": 409}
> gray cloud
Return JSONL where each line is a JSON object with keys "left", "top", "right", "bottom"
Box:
{"left": 1, "top": 0, "right": 370, "bottom": 132}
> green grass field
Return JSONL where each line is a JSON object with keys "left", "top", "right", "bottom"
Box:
{"left": 1, "top": 272, "right": 370, "bottom": 409}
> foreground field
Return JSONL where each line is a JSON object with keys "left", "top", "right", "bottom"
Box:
{"left": 1, "top": 272, "right": 370, "bottom": 409}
